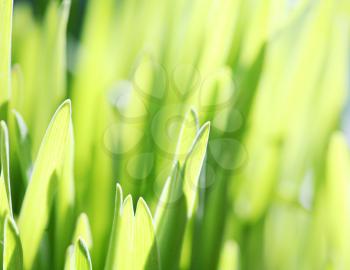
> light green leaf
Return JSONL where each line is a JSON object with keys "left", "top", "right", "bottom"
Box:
{"left": 0, "top": 0, "right": 13, "bottom": 106}
{"left": 18, "top": 100, "right": 71, "bottom": 270}
{"left": 3, "top": 216, "right": 23, "bottom": 270}
{"left": 75, "top": 238, "right": 92, "bottom": 270}
{"left": 183, "top": 122, "right": 210, "bottom": 217}
{"left": 104, "top": 183, "right": 123, "bottom": 270}
{"left": 73, "top": 213, "right": 93, "bottom": 250}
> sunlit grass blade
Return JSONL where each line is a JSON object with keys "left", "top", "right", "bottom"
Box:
{"left": 75, "top": 238, "right": 92, "bottom": 270}
{"left": 112, "top": 191, "right": 160, "bottom": 270}
{"left": 3, "top": 216, "right": 23, "bottom": 270}
{"left": 104, "top": 184, "right": 123, "bottom": 270}
{"left": 18, "top": 100, "right": 71, "bottom": 269}
{"left": 135, "top": 198, "right": 160, "bottom": 270}
{"left": 73, "top": 213, "right": 93, "bottom": 250}
{"left": 115, "top": 195, "right": 134, "bottom": 269}
{"left": 183, "top": 122, "right": 210, "bottom": 217}
{"left": 64, "top": 213, "right": 93, "bottom": 270}
{"left": 154, "top": 120, "right": 210, "bottom": 269}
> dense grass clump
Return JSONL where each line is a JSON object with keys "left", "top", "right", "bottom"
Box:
{"left": 0, "top": 0, "right": 350, "bottom": 269}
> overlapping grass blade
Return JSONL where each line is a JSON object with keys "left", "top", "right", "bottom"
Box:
{"left": 174, "top": 109, "right": 199, "bottom": 165}
{"left": 74, "top": 238, "right": 92, "bottom": 270}
{"left": 108, "top": 188, "right": 160, "bottom": 270}
{"left": 183, "top": 122, "right": 210, "bottom": 217}
{"left": 73, "top": 213, "right": 93, "bottom": 250}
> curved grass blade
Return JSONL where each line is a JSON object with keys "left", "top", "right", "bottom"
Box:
{"left": 0, "top": 121, "right": 12, "bottom": 216}
{"left": 183, "top": 122, "right": 210, "bottom": 217}
{"left": 75, "top": 238, "right": 92, "bottom": 270}
{"left": 73, "top": 213, "right": 93, "bottom": 250}
{"left": 18, "top": 100, "right": 71, "bottom": 269}
{"left": 3, "top": 216, "right": 23, "bottom": 270}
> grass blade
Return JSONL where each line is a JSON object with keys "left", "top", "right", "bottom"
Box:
{"left": 18, "top": 100, "right": 71, "bottom": 269}
{"left": 183, "top": 122, "right": 210, "bottom": 217}
{"left": 111, "top": 191, "right": 160, "bottom": 270}
{"left": 75, "top": 238, "right": 92, "bottom": 270}
{"left": 135, "top": 198, "right": 160, "bottom": 270}
{"left": 104, "top": 184, "right": 123, "bottom": 270}
{"left": 73, "top": 213, "right": 93, "bottom": 250}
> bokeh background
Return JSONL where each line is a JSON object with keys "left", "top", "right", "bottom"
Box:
{"left": 7, "top": 0, "right": 350, "bottom": 269}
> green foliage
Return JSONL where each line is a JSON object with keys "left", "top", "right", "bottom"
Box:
{"left": 0, "top": 0, "right": 349, "bottom": 269}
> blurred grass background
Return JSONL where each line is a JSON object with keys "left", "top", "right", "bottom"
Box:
{"left": 5, "top": 0, "right": 350, "bottom": 269}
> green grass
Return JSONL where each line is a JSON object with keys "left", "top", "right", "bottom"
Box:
{"left": 0, "top": 0, "right": 350, "bottom": 269}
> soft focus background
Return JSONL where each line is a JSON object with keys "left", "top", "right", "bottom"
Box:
{"left": 5, "top": 0, "right": 350, "bottom": 269}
